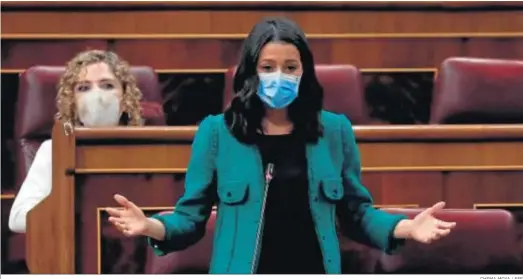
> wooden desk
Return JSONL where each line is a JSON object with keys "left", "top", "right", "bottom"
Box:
{"left": 2, "top": 1, "right": 523, "bottom": 71}
{"left": 26, "top": 123, "right": 523, "bottom": 274}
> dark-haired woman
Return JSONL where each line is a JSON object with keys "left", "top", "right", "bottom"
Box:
{"left": 107, "top": 17, "right": 455, "bottom": 274}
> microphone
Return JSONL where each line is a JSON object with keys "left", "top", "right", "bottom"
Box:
{"left": 265, "top": 163, "right": 274, "bottom": 184}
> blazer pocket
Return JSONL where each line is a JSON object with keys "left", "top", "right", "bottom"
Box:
{"left": 320, "top": 178, "right": 344, "bottom": 202}
{"left": 218, "top": 181, "right": 249, "bottom": 205}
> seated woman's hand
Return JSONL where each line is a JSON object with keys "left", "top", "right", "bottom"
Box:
{"left": 106, "top": 194, "right": 148, "bottom": 237}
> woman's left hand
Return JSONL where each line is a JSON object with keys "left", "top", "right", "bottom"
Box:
{"left": 409, "top": 201, "right": 456, "bottom": 244}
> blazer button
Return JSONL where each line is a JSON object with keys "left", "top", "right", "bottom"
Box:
{"left": 227, "top": 192, "right": 232, "bottom": 197}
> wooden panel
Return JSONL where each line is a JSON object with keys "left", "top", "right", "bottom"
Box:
{"left": 2, "top": 2, "right": 522, "bottom": 72}
{"left": 1, "top": 193, "right": 15, "bottom": 200}
{"left": 362, "top": 172, "right": 443, "bottom": 208}
{"left": 25, "top": 124, "right": 523, "bottom": 274}
{"left": 2, "top": 1, "right": 522, "bottom": 9}
{"left": 1, "top": 196, "right": 27, "bottom": 273}
{"left": 2, "top": 2, "right": 523, "bottom": 35}
{"left": 111, "top": 37, "right": 523, "bottom": 69}
{"left": 2, "top": 37, "right": 523, "bottom": 71}
{"left": 445, "top": 172, "right": 523, "bottom": 208}
{"left": 79, "top": 175, "right": 180, "bottom": 274}
{"left": 26, "top": 124, "right": 76, "bottom": 274}
{"left": 103, "top": 37, "right": 523, "bottom": 69}
{"left": 1, "top": 40, "right": 108, "bottom": 70}
{"left": 359, "top": 141, "right": 523, "bottom": 170}
{"left": 75, "top": 144, "right": 192, "bottom": 173}
{"left": 1, "top": 198, "right": 14, "bottom": 271}
{"left": 69, "top": 124, "right": 523, "bottom": 173}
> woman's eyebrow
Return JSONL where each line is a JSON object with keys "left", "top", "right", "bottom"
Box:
{"left": 98, "top": 78, "right": 118, "bottom": 82}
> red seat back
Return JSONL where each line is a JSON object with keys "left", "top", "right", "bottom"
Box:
{"left": 376, "top": 208, "right": 521, "bottom": 273}
{"left": 145, "top": 210, "right": 217, "bottom": 274}
{"left": 7, "top": 65, "right": 165, "bottom": 267}
{"left": 14, "top": 65, "right": 165, "bottom": 190}
{"left": 145, "top": 208, "right": 521, "bottom": 274}
{"left": 430, "top": 57, "right": 523, "bottom": 124}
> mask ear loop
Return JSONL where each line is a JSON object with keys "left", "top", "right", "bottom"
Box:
{"left": 63, "top": 121, "right": 73, "bottom": 136}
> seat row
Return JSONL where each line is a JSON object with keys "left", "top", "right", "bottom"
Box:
{"left": 4, "top": 56, "right": 522, "bottom": 273}
{"left": 12, "top": 56, "right": 523, "bottom": 190}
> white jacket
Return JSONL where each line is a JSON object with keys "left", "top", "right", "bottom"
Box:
{"left": 9, "top": 139, "right": 53, "bottom": 233}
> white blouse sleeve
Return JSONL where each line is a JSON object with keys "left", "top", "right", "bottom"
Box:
{"left": 9, "top": 140, "right": 53, "bottom": 233}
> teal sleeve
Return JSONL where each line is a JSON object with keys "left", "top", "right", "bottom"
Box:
{"left": 147, "top": 115, "right": 218, "bottom": 256}
{"left": 336, "top": 115, "right": 407, "bottom": 254}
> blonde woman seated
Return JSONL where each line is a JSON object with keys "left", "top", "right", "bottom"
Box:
{"left": 9, "top": 50, "right": 145, "bottom": 233}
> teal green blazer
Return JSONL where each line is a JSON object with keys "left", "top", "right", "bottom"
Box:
{"left": 148, "top": 110, "right": 407, "bottom": 274}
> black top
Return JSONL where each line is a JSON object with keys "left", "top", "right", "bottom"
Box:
{"left": 255, "top": 134, "right": 325, "bottom": 274}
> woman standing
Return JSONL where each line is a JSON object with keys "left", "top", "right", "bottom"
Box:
{"left": 107, "top": 17, "right": 455, "bottom": 274}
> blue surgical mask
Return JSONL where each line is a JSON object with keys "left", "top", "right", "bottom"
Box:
{"left": 257, "top": 71, "right": 301, "bottom": 109}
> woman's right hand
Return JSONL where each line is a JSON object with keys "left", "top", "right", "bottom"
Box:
{"left": 106, "top": 194, "right": 148, "bottom": 237}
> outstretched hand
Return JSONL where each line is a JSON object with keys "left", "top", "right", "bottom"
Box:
{"left": 410, "top": 201, "right": 456, "bottom": 244}
{"left": 106, "top": 194, "right": 148, "bottom": 237}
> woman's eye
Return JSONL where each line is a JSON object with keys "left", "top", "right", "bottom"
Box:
{"left": 261, "top": 65, "right": 273, "bottom": 72}
{"left": 76, "top": 85, "right": 90, "bottom": 92}
{"left": 101, "top": 83, "right": 115, "bottom": 90}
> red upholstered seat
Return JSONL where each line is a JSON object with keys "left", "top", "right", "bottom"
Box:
{"left": 376, "top": 208, "right": 522, "bottom": 274}
{"left": 145, "top": 211, "right": 217, "bottom": 274}
{"left": 430, "top": 57, "right": 523, "bottom": 124}
{"left": 145, "top": 209, "right": 522, "bottom": 274}
{"left": 14, "top": 65, "right": 165, "bottom": 190}
{"left": 223, "top": 65, "right": 370, "bottom": 124}
{"left": 7, "top": 65, "right": 165, "bottom": 269}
